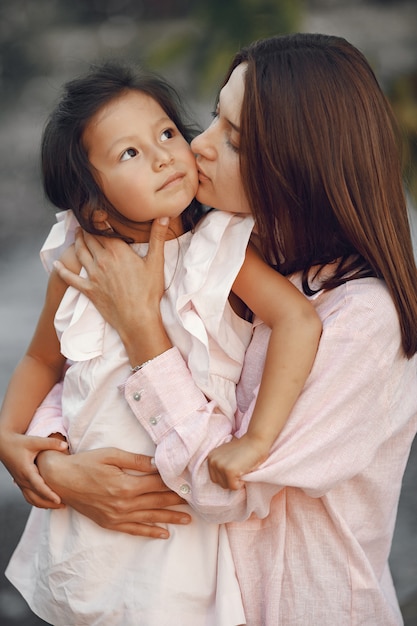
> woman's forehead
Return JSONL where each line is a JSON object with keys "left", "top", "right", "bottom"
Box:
{"left": 218, "top": 63, "right": 247, "bottom": 125}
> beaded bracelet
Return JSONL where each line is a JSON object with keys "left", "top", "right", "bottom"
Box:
{"left": 130, "top": 358, "right": 155, "bottom": 373}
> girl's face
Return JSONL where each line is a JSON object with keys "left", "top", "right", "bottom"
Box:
{"left": 83, "top": 90, "right": 198, "bottom": 241}
{"left": 191, "top": 63, "right": 251, "bottom": 216}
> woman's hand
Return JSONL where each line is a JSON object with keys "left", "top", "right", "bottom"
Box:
{"left": 0, "top": 431, "right": 68, "bottom": 508}
{"left": 36, "top": 447, "right": 191, "bottom": 538}
{"left": 53, "top": 217, "right": 173, "bottom": 366}
{"left": 54, "top": 217, "right": 168, "bottom": 333}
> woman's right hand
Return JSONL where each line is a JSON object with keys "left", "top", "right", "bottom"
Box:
{"left": 36, "top": 447, "right": 192, "bottom": 538}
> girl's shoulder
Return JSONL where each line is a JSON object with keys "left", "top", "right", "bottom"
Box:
{"left": 41, "top": 210, "right": 80, "bottom": 273}
{"left": 58, "top": 243, "right": 82, "bottom": 275}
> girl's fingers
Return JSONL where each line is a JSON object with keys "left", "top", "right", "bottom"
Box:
{"left": 21, "top": 486, "right": 65, "bottom": 509}
{"left": 24, "top": 473, "right": 63, "bottom": 504}
{"left": 33, "top": 436, "right": 68, "bottom": 453}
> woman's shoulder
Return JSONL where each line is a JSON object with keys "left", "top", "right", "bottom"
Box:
{"left": 315, "top": 277, "right": 400, "bottom": 344}
{"left": 336, "top": 276, "right": 394, "bottom": 313}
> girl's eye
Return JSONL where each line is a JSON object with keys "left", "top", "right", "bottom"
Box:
{"left": 120, "top": 147, "right": 138, "bottom": 161}
{"left": 161, "top": 128, "right": 174, "bottom": 142}
{"left": 210, "top": 110, "right": 219, "bottom": 120}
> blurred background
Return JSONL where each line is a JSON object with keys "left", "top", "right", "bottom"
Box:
{"left": 0, "top": 0, "right": 416, "bottom": 624}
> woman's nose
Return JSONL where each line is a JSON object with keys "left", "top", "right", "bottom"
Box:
{"left": 191, "top": 127, "right": 216, "bottom": 160}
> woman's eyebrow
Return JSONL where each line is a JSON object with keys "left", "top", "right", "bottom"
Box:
{"left": 217, "top": 92, "right": 240, "bottom": 133}
{"left": 226, "top": 118, "right": 241, "bottom": 133}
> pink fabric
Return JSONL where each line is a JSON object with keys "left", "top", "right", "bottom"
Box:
{"left": 123, "top": 275, "right": 417, "bottom": 625}
{"left": 26, "top": 381, "right": 67, "bottom": 439}
{"left": 30, "top": 273, "right": 417, "bottom": 624}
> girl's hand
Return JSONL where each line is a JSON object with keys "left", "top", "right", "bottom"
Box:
{"left": 207, "top": 435, "right": 269, "bottom": 490}
{"left": 0, "top": 431, "right": 68, "bottom": 508}
{"left": 36, "top": 447, "right": 192, "bottom": 538}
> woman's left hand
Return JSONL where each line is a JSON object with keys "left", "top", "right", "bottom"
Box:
{"left": 54, "top": 217, "right": 168, "bottom": 330}
{"left": 53, "top": 217, "right": 173, "bottom": 364}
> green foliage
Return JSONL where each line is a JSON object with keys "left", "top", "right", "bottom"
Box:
{"left": 388, "top": 72, "right": 417, "bottom": 206}
{"left": 146, "top": 0, "right": 302, "bottom": 97}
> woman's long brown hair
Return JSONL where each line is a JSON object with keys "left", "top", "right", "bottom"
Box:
{"left": 225, "top": 33, "right": 417, "bottom": 357}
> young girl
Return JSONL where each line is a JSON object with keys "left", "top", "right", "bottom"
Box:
{"left": 0, "top": 61, "right": 321, "bottom": 625}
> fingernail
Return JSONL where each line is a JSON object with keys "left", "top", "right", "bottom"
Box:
{"left": 150, "top": 457, "right": 156, "bottom": 466}
{"left": 180, "top": 516, "right": 191, "bottom": 524}
{"left": 158, "top": 217, "right": 169, "bottom": 225}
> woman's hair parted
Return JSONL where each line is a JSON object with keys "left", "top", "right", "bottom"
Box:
{"left": 224, "top": 32, "right": 417, "bottom": 357}
{"left": 41, "top": 60, "right": 203, "bottom": 239}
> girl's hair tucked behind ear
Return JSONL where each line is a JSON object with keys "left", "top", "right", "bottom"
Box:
{"left": 225, "top": 32, "right": 417, "bottom": 357}
{"left": 42, "top": 60, "right": 203, "bottom": 238}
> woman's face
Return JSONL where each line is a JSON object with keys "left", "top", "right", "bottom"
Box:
{"left": 191, "top": 63, "right": 251, "bottom": 215}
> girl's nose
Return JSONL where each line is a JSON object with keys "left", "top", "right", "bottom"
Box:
{"left": 153, "top": 145, "right": 174, "bottom": 169}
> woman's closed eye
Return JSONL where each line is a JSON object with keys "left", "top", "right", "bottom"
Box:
{"left": 226, "top": 138, "right": 239, "bottom": 153}
{"left": 210, "top": 109, "right": 239, "bottom": 153}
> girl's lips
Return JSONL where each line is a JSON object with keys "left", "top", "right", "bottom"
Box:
{"left": 158, "top": 172, "right": 185, "bottom": 190}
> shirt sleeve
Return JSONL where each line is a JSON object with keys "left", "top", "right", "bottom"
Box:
{"left": 124, "top": 348, "right": 267, "bottom": 521}
{"left": 26, "top": 381, "right": 67, "bottom": 439}
{"left": 124, "top": 280, "right": 413, "bottom": 524}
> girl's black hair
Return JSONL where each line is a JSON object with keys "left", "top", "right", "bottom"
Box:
{"left": 42, "top": 60, "right": 204, "bottom": 240}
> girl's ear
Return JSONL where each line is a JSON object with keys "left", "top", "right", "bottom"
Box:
{"left": 92, "top": 209, "right": 113, "bottom": 232}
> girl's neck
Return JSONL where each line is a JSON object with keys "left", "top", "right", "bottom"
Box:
{"left": 113, "top": 215, "right": 185, "bottom": 244}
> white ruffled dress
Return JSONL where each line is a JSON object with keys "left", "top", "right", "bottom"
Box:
{"left": 6, "top": 209, "right": 254, "bottom": 626}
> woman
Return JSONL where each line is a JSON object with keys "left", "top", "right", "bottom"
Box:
{"left": 4, "top": 33, "right": 417, "bottom": 624}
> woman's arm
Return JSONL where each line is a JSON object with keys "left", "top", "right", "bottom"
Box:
{"left": 207, "top": 243, "right": 322, "bottom": 489}
{"left": 36, "top": 447, "right": 191, "bottom": 538}
{"left": 54, "top": 221, "right": 405, "bottom": 524}
{"left": 17, "top": 379, "right": 192, "bottom": 535}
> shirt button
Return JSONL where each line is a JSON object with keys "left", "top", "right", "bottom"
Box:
{"left": 149, "top": 415, "right": 160, "bottom": 426}
{"left": 179, "top": 484, "right": 191, "bottom": 495}
{"left": 133, "top": 391, "right": 141, "bottom": 401}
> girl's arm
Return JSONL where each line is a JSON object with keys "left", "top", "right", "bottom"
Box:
{"left": 0, "top": 255, "right": 72, "bottom": 506}
{"left": 207, "top": 243, "right": 322, "bottom": 489}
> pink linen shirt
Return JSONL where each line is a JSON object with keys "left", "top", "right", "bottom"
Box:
{"left": 122, "top": 275, "right": 417, "bottom": 625}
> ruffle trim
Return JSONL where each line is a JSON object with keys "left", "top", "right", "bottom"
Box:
{"left": 41, "top": 210, "right": 254, "bottom": 374}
